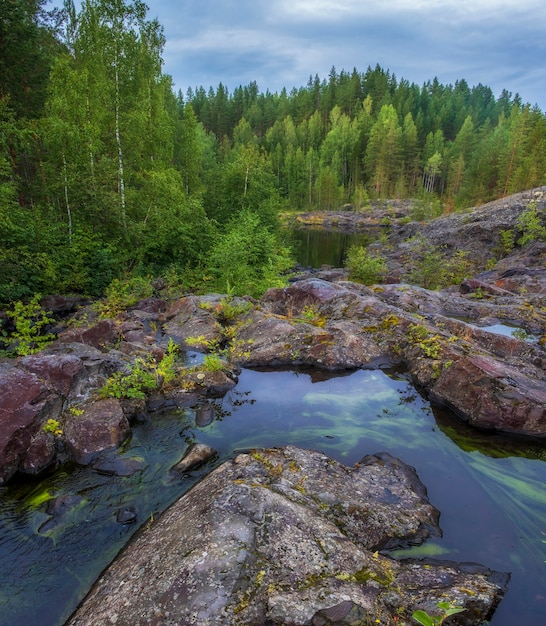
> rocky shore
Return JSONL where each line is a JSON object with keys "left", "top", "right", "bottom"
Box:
{"left": 1, "top": 188, "right": 545, "bottom": 624}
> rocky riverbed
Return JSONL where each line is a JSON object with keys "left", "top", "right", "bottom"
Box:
{"left": 1, "top": 188, "right": 545, "bottom": 624}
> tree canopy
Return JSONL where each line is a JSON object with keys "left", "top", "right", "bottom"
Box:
{"left": 1, "top": 3, "right": 545, "bottom": 305}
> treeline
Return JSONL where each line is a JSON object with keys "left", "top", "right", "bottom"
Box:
{"left": 187, "top": 67, "right": 546, "bottom": 211}
{"left": 1, "top": 0, "right": 545, "bottom": 306}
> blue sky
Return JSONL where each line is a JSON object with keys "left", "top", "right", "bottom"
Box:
{"left": 53, "top": 0, "right": 546, "bottom": 110}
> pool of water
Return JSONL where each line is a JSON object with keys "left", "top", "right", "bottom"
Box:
{"left": 289, "top": 228, "right": 377, "bottom": 267}
{"left": 1, "top": 367, "right": 545, "bottom": 625}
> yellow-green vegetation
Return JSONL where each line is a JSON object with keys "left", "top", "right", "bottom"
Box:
{"left": 99, "top": 338, "right": 179, "bottom": 399}
{"left": 94, "top": 276, "right": 154, "bottom": 319}
{"left": 345, "top": 245, "right": 387, "bottom": 285}
{"left": 405, "top": 237, "right": 474, "bottom": 289}
{"left": 297, "top": 304, "right": 327, "bottom": 328}
{"left": 412, "top": 601, "right": 465, "bottom": 626}
{"left": 517, "top": 201, "right": 546, "bottom": 246}
{"left": 186, "top": 331, "right": 253, "bottom": 365}
{"left": 199, "top": 296, "right": 253, "bottom": 324}
{"left": 6, "top": 294, "right": 54, "bottom": 356}
{"left": 408, "top": 323, "right": 443, "bottom": 359}
{"left": 42, "top": 418, "right": 63, "bottom": 437}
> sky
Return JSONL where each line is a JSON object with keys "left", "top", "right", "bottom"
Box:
{"left": 52, "top": 0, "right": 546, "bottom": 111}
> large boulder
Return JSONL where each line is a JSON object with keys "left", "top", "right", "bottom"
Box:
{"left": 63, "top": 397, "right": 131, "bottom": 464}
{"left": 67, "top": 446, "right": 508, "bottom": 626}
{"left": 0, "top": 362, "right": 61, "bottom": 484}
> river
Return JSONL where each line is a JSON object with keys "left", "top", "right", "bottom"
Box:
{"left": 1, "top": 366, "right": 545, "bottom": 625}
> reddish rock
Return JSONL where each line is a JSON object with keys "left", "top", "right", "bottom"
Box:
{"left": 432, "top": 355, "right": 546, "bottom": 436}
{"left": 0, "top": 365, "right": 58, "bottom": 484}
{"left": 20, "top": 353, "right": 84, "bottom": 396}
{"left": 63, "top": 398, "right": 131, "bottom": 464}
{"left": 58, "top": 319, "right": 120, "bottom": 351}
{"left": 172, "top": 443, "right": 217, "bottom": 472}
{"left": 163, "top": 296, "right": 222, "bottom": 347}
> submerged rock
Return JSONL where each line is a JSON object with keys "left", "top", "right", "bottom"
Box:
{"left": 67, "top": 446, "right": 507, "bottom": 625}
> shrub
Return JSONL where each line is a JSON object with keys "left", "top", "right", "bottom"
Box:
{"left": 7, "top": 294, "right": 54, "bottom": 355}
{"left": 345, "top": 246, "right": 387, "bottom": 285}
{"left": 517, "top": 202, "right": 546, "bottom": 246}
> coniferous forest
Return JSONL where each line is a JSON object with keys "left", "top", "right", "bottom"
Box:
{"left": 2, "top": 0, "right": 546, "bottom": 306}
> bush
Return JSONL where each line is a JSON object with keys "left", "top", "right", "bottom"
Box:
{"left": 517, "top": 202, "right": 546, "bottom": 246}
{"left": 345, "top": 246, "right": 387, "bottom": 285}
{"left": 7, "top": 294, "right": 54, "bottom": 355}
{"left": 208, "top": 210, "right": 293, "bottom": 297}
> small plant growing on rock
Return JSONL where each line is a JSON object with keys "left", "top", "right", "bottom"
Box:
{"left": 517, "top": 202, "right": 546, "bottom": 246}
{"left": 99, "top": 340, "right": 179, "bottom": 400}
{"left": 408, "top": 323, "right": 443, "bottom": 359}
{"left": 412, "top": 601, "right": 465, "bottom": 625}
{"left": 8, "top": 294, "right": 54, "bottom": 355}
{"left": 42, "top": 418, "right": 63, "bottom": 437}
{"left": 299, "top": 304, "right": 326, "bottom": 328}
{"left": 94, "top": 276, "right": 154, "bottom": 319}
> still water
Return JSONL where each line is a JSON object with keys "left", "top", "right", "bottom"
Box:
{"left": 1, "top": 367, "right": 545, "bottom": 625}
{"left": 289, "top": 228, "right": 377, "bottom": 267}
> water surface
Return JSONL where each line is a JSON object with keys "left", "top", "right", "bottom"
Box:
{"left": 1, "top": 367, "right": 545, "bottom": 625}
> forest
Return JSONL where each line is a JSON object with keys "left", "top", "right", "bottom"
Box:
{"left": 1, "top": 0, "right": 546, "bottom": 306}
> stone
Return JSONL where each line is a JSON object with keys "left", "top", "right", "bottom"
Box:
{"left": 0, "top": 364, "right": 59, "bottom": 484}
{"left": 63, "top": 398, "right": 131, "bottom": 465}
{"left": 66, "top": 447, "right": 508, "bottom": 626}
{"left": 172, "top": 443, "right": 217, "bottom": 472}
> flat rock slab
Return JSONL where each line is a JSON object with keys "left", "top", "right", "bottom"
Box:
{"left": 67, "top": 446, "right": 507, "bottom": 625}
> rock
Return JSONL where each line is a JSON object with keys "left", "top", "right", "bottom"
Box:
{"left": 184, "top": 368, "right": 239, "bottom": 398}
{"left": 0, "top": 364, "right": 61, "bottom": 484}
{"left": 58, "top": 319, "right": 120, "bottom": 351}
{"left": 172, "top": 443, "right": 217, "bottom": 472}
{"left": 63, "top": 398, "right": 131, "bottom": 465}
{"left": 431, "top": 354, "right": 546, "bottom": 436}
{"left": 19, "top": 352, "right": 85, "bottom": 396}
{"left": 38, "top": 494, "right": 86, "bottom": 535}
{"left": 195, "top": 402, "right": 215, "bottom": 427}
{"left": 67, "top": 447, "right": 507, "bottom": 626}
{"left": 163, "top": 296, "right": 222, "bottom": 347}
{"left": 92, "top": 454, "right": 145, "bottom": 476}
{"left": 116, "top": 506, "right": 137, "bottom": 525}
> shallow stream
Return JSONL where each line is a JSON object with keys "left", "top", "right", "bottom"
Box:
{"left": 1, "top": 366, "right": 545, "bottom": 625}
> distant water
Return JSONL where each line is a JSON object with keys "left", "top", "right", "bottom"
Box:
{"left": 289, "top": 228, "right": 378, "bottom": 267}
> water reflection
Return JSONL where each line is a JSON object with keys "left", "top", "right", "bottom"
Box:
{"left": 0, "top": 367, "right": 545, "bottom": 625}
{"left": 289, "top": 228, "right": 377, "bottom": 268}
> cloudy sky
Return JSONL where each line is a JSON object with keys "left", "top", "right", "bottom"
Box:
{"left": 54, "top": 0, "right": 546, "bottom": 110}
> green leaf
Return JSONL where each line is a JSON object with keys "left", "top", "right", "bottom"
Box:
{"left": 412, "top": 610, "right": 436, "bottom": 626}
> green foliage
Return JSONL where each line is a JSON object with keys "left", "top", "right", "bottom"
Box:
{"left": 299, "top": 304, "right": 327, "bottom": 327}
{"left": 412, "top": 601, "right": 465, "bottom": 626}
{"left": 345, "top": 246, "right": 387, "bottom": 285}
{"left": 94, "top": 276, "right": 154, "bottom": 319}
{"left": 201, "top": 353, "right": 226, "bottom": 372}
{"left": 408, "top": 323, "right": 443, "bottom": 359}
{"left": 42, "top": 418, "right": 63, "bottom": 437}
{"left": 208, "top": 210, "right": 293, "bottom": 297}
{"left": 1, "top": 0, "right": 545, "bottom": 307}
{"left": 405, "top": 237, "right": 473, "bottom": 290}
{"left": 99, "top": 339, "right": 179, "bottom": 399}
{"left": 7, "top": 294, "right": 54, "bottom": 355}
{"left": 200, "top": 296, "right": 253, "bottom": 324}
{"left": 99, "top": 358, "right": 157, "bottom": 400}
{"left": 498, "top": 228, "right": 516, "bottom": 255}
{"left": 517, "top": 202, "right": 546, "bottom": 246}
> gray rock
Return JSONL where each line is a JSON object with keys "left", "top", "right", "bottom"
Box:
{"left": 67, "top": 446, "right": 507, "bottom": 625}
{"left": 172, "top": 443, "right": 217, "bottom": 472}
